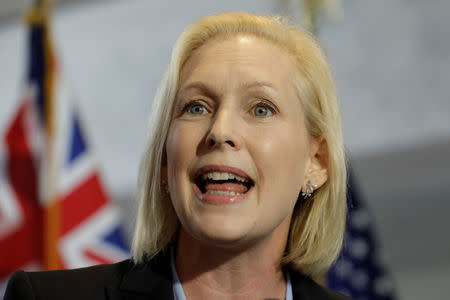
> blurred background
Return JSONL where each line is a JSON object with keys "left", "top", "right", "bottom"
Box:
{"left": 0, "top": 0, "right": 449, "bottom": 299}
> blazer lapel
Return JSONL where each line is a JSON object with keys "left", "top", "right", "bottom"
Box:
{"left": 106, "top": 251, "right": 174, "bottom": 300}
{"left": 290, "top": 269, "right": 350, "bottom": 300}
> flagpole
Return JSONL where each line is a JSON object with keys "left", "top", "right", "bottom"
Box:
{"left": 277, "top": 0, "right": 341, "bottom": 35}
{"left": 25, "top": 0, "right": 60, "bottom": 270}
{"left": 41, "top": 0, "right": 60, "bottom": 271}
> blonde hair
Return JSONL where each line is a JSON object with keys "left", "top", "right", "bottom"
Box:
{"left": 132, "top": 12, "right": 347, "bottom": 275}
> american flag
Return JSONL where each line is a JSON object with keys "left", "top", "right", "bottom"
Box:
{"left": 327, "top": 170, "right": 397, "bottom": 300}
{"left": 0, "top": 4, "right": 128, "bottom": 296}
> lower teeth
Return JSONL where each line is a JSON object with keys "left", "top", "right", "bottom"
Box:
{"left": 205, "top": 190, "right": 242, "bottom": 196}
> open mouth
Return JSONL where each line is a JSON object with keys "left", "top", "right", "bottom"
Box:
{"left": 194, "top": 171, "right": 255, "bottom": 196}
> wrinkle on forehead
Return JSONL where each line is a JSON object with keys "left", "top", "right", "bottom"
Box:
{"left": 178, "top": 34, "right": 299, "bottom": 96}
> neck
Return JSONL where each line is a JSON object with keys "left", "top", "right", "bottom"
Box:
{"left": 175, "top": 222, "right": 290, "bottom": 300}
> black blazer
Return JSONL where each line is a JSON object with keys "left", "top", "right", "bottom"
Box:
{"left": 5, "top": 251, "right": 350, "bottom": 300}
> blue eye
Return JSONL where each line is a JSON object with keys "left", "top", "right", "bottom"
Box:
{"left": 252, "top": 105, "right": 271, "bottom": 117}
{"left": 187, "top": 104, "right": 207, "bottom": 115}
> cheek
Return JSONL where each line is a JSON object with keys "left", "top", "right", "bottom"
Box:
{"left": 165, "top": 122, "right": 209, "bottom": 203}
{"left": 166, "top": 125, "right": 184, "bottom": 168}
{"left": 166, "top": 123, "right": 198, "bottom": 175}
{"left": 165, "top": 124, "right": 195, "bottom": 214}
{"left": 250, "top": 124, "right": 310, "bottom": 196}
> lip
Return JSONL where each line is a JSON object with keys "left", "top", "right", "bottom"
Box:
{"left": 192, "top": 164, "right": 254, "bottom": 205}
{"left": 192, "top": 183, "right": 253, "bottom": 205}
{"left": 193, "top": 164, "right": 252, "bottom": 181}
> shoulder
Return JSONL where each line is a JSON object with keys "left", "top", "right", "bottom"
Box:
{"left": 290, "top": 269, "right": 352, "bottom": 300}
{"left": 4, "top": 260, "right": 133, "bottom": 300}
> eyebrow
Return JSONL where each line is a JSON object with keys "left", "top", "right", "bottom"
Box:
{"left": 179, "top": 80, "right": 276, "bottom": 96}
{"left": 179, "top": 82, "right": 212, "bottom": 92}
{"left": 239, "top": 81, "right": 276, "bottom": 91}
{"left": 178, "top": 81, "right": 217, "bottom": 99}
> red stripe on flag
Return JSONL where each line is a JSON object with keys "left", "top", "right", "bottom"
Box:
{"left": 60, "top": 172, "right": 108, "bottom": 235}
{"left": 83, "top": 249, "right": 115, "bottom": 265}
{"left": 0, "top": 101, "right": 43, "bottom": 278}
{"left": 4, "top": 102, "right": 39, "bottom": 205}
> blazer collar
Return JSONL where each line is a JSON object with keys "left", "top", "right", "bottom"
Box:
{"left": 289, "top": 270, "right": 347, "bottom": 300}
{"left": 106, "top": 251, "right": 343, "bottom": 300}
{"left": 107, "top": 251, "right": 174, "bottom": 300}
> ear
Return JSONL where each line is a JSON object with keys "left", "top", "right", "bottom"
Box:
{"left": 303, "top": 136, "right": 329, "bottom": 191}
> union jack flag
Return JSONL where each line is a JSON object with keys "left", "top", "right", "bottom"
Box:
{"left": 0, "top": 4, "right": 128, "bottom": 296}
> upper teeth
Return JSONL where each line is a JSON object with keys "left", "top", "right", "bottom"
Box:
{"left": 201, "top": 172, "right": 248, "bottom": 182}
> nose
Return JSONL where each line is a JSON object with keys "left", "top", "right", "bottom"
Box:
{"left": 205, "top": 107, "right": 242, "bottom": 151}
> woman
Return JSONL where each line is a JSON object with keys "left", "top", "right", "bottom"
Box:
{"left": 5, "top": 12, "right": 349, "bottom": 300}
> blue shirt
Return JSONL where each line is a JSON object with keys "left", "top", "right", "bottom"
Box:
{"left": 170, "top": 247, "right": 293, "bottom": 300}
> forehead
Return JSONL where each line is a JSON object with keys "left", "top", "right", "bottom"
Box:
{"left": 178, "top": 34, "right": 299, "bottom": 91}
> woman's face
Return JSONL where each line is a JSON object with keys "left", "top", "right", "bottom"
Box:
{"left": 165, "top": 35, "right": 319, "bottom": 249}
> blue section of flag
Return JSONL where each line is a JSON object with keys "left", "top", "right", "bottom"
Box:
{"left": 67, "top": 112, "right": 87, "bottom": 164}
{"left": 27, "top": 25, "right": 46, "bottom": 122}
{"left": 103, "top": 226, "right": 129, "bottom": 253}
{"left": 327, "top": 171, "right": 396, "bottom": 300}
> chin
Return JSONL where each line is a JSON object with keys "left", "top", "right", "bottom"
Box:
{"left": 186, "top": 214, "right": 258, "bottom": 249}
